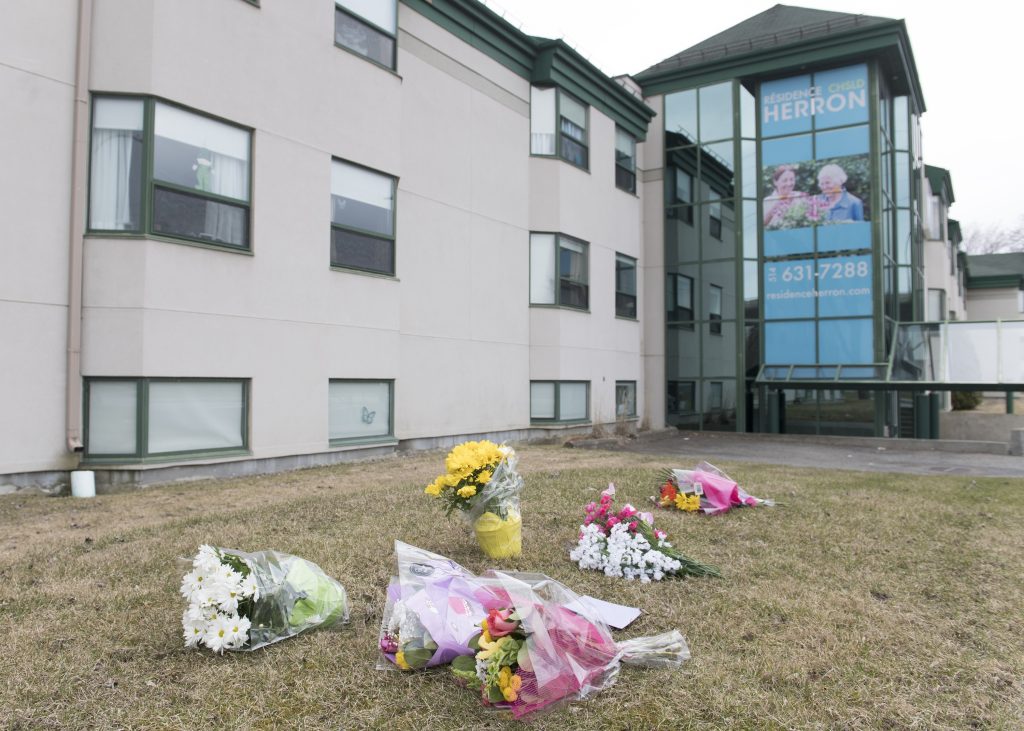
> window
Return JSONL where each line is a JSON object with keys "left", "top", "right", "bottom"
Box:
{"left": 335, "top": 0, "right": 397, "bottom": 69}
{"left": 666, "top": 273, "right": 694, "bottom": 325}
{"left": 667, "top": 380, "right": 695, "bottom": 414}
{"left": 615, "top": 381, "right": 637, "bottom": 418}
{"left": 84, "top": 378, "right": 247, "bottom": 460}
{"left": 530, "top": 86, "right": 588, "bottom": 169}
{"left": 615, "top": 254, "right": 637, "bottom": 319}
{"left": 530, "top": 233, "right": 589, "bottom": 309}
{"left": 709, "top": 284, "right": 723, "bottom": 334}
{"left": 530, "top": 381, "right": 589, "bottom": 422}
{"left": 559, "top": 93, "right": 588, "bottom": 168}
{"left": 708, "top": 198, "right": 722, "bottom": 240}
{"left": 673, "top": 168, "right": 693, "bottom": 205}
{"left": 329, "top": 380, "right": 393, "bottom": 444}
{"left": 89, "top": 97, "right": 251, "bottom": 250}
{"left": 615, "top": 128, "right": 636, "bottom": 193}
{"left": 331, "top": 159, "right": 396, "bottom": 275}
{"left": 927, "top": 289, "right": 946, "bottom": 322}
{"left": 709, "top": 381, "right": 723, "bottom": 410}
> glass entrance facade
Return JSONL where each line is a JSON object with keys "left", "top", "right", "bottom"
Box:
{"left": 661, "top": 56, "right": 924, "bottom": 436}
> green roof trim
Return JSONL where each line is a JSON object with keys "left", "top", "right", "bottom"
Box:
{"left": 966, "top": 252, "right": 1024, "bottom": 289}
{"left": 401, "top": 0, "right": 654, "bottom": 140}
{"left": 635, "top": 5, "right": 924, "bottom": 113}
{"left": 924, "top": 165, "right": 954, "bottom": 204}
{"left": 532, "top": 39, "right": 655, "bottom": 139}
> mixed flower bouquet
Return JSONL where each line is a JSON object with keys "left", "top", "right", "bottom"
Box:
{"left": 424, "top": 440, "right": 523, "bottom": 558}
{"left": 180, "top": 545, "right": 349, "bottom": 653}
{"left": 657, "top": 461, "right": 774, "bottom": 515}
{"left": 379, "top": 542, "right": 691, "bottom": 719}
{"left": 570, "top": 484, "right": 721, "bottom": 581}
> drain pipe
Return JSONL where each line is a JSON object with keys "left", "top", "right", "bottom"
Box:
{"left": 66, "top": 0, "right": 93, "bottom": 453}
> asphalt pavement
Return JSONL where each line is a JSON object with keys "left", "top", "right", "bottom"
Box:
{"left": 607, "top": 430, "right": 1024, "bottom": 479}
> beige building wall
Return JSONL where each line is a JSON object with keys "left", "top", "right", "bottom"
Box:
{"left": 0, "top": 3, "right": 79, "bottom": 475}
{"left": 2, "top": 0, "right": 649, "bottom": 482}
{"left": 965, "top": 289, "right": 1022, "bottom": 321}
{"left": 640, "top": 94, "right": 666, "bottom": 430}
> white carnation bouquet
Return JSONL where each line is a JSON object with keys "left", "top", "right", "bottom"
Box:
{"left": 569, "top": 484, "right": 721, "bottom": 582}
{"left": 180, "top": 545, "right": 349, "bottom": 653}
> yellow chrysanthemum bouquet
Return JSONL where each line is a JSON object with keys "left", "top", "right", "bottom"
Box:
{"left": 425, "top": 440, "right": 523, "bottom": 558}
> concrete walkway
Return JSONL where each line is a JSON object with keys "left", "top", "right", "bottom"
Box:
{"left": 602, "top": 430, "right": 1024, "bottom": 479}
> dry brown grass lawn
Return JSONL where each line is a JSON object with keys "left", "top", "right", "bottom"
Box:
{"left": 1, "top": 446, "right": 1022, "bottom": 730}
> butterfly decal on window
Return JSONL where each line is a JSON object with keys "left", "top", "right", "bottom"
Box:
{"left": 361, "top": 406, "right": 376, "bottom": 425}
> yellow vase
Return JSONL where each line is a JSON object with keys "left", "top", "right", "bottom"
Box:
{"left": 473, "top": 510, "right": 522, "bottom": 559}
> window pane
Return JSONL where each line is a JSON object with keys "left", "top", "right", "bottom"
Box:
{"left": 530, "top": 233, "right": 556, "bottom": 304}
{"left": 87, "top": 381, "right": 137, "bottom": 455}
{"left": 560, "top": 135, "right": 588, "bottom": 168}
{"left": 152, "top": 186, "right": 248, "bottom": 247}
{"left": 337, "top": 0, "right": 395, "bottom": 33}
{"left": 335, "top": 8, "right": 395, "bottom": 67}
{"left": 615, "top": 254, "right": 636, "bottom": 295}
{"left": 616, "top": 254, "right": 637, "bottom": 318}
{"left": 616, "top": 381, "right": 636, "bottom": 417}
{"left": 331, "top": 160, "right": 394, "bottom": 237}
{"left": 530, "top": 87, "right": 556, "bottom": 155}
{"left": 740, "top": 83, "right": 755, "bottom": 138}
{"left": 90, "top": 98, "right": 143, "bottom": 231}
{"left": 154, "top": 103, "right": 249, "bottom": 201}
{"left": 530, "top": 382, "right": 555, "bottom": 419}
{"left": 559, "top": 383, "right": 588, "bottom": 420}
{"left": 699, "top": 82, "right": 733, "bottom": 142}
{"left": 329, "top": 381, "right": 390, "bottom": 440}
{"left": 559, "top": 94, "right": 587, "bottom": 130}
{"left": 664, "top": 89, "right": 697, "bottom": 148}
{"left": 615, "top": 128, "right": 635, "bottom": 171}
{"left": 147, "top": 381, "right": 244, "bottom": 454}
{"left": 615, "top": 165, "right": 636, "bottom": 193}
{"left": 559, "top": 238, "right": 588, "bottom": 309}
{"left": 331, "top": 228, "right": 394, "bottom": 274}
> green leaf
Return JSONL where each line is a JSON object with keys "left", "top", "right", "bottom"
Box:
{"left": 487, "top": 684, "right": 505, "bottom": 703}
{"left": 402, "top": 647, "right": 434, "bottom": 669}
{"left": 451, "top": 655, "right": 477, "bottom": 673}
{"left": 517, "top": 644, "right": 533, "bottom": 672}
{"left": 468, "top": 633, "right": 482, "bottom": 651}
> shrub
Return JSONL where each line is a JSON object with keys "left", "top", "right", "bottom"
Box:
{"left": 951, "top": 391, "right": 983, "bottom": 411}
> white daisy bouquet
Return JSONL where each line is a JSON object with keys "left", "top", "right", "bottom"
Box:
{"left": 180, "top": 545, "right": 349, "bottom": 653}
{"left": 569, "top": 484, "right": 721, "bottom": 581}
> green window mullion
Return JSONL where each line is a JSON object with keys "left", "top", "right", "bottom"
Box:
{"left": 152, "top": 180, "right": 250, "bottom": 208}
{"left": 142, "top": 99, "right": 156, "bottom": 238}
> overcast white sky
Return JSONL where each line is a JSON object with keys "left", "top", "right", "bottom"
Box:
{"left": 486, "top": 0, "right": 1018, "bottom": 236}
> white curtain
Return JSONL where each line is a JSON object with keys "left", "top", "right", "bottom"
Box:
{"left": 530, "top": 383, "right": 555, "bottom": 419}
{"left": 87, "top": 381, "right": 137, "bottom": 454}
{"left": 329, "top": 381, "right": 390, "bottom": 440}
{"left": 530, "top": 87, "right": 556, "bottom": 155}
{"left": 89, "top": 130, "right": 136, "bottom": 229}
{"left": 148, "top": 381, "right": 244, "bottom": 454}
{"left": 205, "top": 152, "right": 248, "bottom": 244}
{"left": 559, "top": 383, "right": 588, "bottom": 420}
{"left": 89, "top": 98, "right": 143, "bottom": 230}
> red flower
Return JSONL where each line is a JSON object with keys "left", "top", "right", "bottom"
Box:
{"left": 486, "top": 608, "right": 519, "bottom": 638}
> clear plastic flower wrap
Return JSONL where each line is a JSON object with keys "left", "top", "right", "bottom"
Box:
{"left": 180, "top": 545, "right": 349, "bottom": 653}
{"left": 424, "top": 442, "right": 524, "bottom": 558}
{"left": 378, "top": 542, "right": 691, "bottom": 718}
{"left": 658, "top": 461, "right": 775, "bottom": 515}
